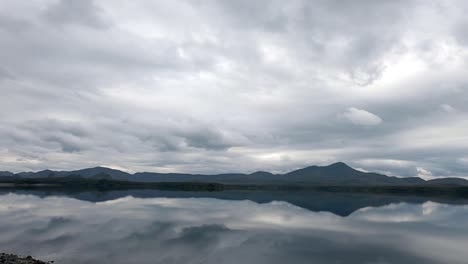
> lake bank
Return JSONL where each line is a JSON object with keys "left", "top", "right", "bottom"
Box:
{"left": 0, "top": 253, "right": 51, "bottom": 264}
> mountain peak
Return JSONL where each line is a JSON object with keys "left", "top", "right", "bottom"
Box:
{"left": 285, "top": 162, "right": 362, "bottom": 179}
{"left": 38, "top": 169, "right": 54, "bottom": 173}
{"left": 327, "top": 162, "right": 352, "bottom": 169}
{"left": 250, "top": 171, "right": 274, "bottom": 176}
{"left": 89, "top": 166, "right": 115, "bottom": 170}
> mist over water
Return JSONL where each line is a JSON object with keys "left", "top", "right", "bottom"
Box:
{"left": 1, "top": 192, "right": 468, "bottom": 264}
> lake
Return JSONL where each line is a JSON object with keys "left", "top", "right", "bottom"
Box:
{"left": 1, "top": 190, "right": 468, "bottom": 264}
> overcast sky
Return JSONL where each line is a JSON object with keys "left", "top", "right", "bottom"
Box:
{"left": 1, "top": 0, "right": 468, "bottom": 178}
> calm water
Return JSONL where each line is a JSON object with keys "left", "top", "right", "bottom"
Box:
{"left": 1, "top": 190, "right": 468, "bottom": 264}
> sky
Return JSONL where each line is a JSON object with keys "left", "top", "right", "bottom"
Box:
{"left": 1, "top": 0, "right": 468, "bottom": 178}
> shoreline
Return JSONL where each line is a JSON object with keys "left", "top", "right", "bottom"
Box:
{"left": 0, "top": 253, "right": 52, "bottom": 264}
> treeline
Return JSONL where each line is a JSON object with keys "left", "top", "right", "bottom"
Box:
{"left": 0, "top": 176, "right": 226, "bottom": 192}
{"left": 1, "top": 176, "right": 468, "bottom": 197}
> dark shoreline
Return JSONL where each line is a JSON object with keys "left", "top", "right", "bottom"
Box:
{"left": 1, "top": 177, "right": 468, "bottom": 198}
{"left": 0, "top": 253, "right": 51, "bottom": 264}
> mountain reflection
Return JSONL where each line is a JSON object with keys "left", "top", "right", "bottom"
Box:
{"left": 1, "top": 192, "right": 468, "bottom": 264}
{"left": 2, "top": 189, "right": 468, "bottom": 216}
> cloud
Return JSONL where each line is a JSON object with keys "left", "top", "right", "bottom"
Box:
{"left": 0, "top": 0, "right": 468, "bottom": 177}
{"left": 353, "top": 159, "right": 418, "bottom": 177}
{"left": 342, "top": 107, "right": 383, "bottom": 126}
{"left": 416, "top": 167, "right": 434, "bottom": 180}
{"left": 458, "top": 157, "right": 468, "bottom": 165}
{"left": 440, "top": 104, "right": 456, "bottom": 113}
{"left": 0, "top": 67, "right": 14, "bottom": 80}
{"left": 44, "top": 0, "right": 109, "bottom": 29}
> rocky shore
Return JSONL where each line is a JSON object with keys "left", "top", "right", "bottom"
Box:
{"left": 0, "top": 254, "right": 52, "bottom": 264}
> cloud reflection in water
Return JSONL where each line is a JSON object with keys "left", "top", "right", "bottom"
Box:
{"left": 1, "top": 194, "right": 468, "bottom": 264}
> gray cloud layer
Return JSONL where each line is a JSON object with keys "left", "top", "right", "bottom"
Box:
{"left": 1, "top": 0, "right": 468, "bottom": 177}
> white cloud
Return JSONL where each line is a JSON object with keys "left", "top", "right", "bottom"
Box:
{"left": 440, "top": 104, "right": 456, "bottom": 113}
{"left": 356, "top": 159, "right": 414, "bottom": 168}
{"left": 342, "top": 107, "right": 383, "bottom": 126}
{"left": 416, "top": 167, "right": 433, "bottom": 180}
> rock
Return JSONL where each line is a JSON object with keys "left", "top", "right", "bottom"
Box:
{"left": 0, "top": 253, "right": 52, "bottom": 264}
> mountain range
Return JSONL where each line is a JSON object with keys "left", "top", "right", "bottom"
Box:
{"left": 2, "top": 162, "right": 467, "bottom": 186}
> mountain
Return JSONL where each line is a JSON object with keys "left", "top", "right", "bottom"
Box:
{"left": 0, "top": 171, "right": 14, "bottom": 177}
{"left": 9, "top": 162, "right": 468, "bottom": 186}
{"left": 25, "top": 169, "right": 57, "bottom": 178}
{"left": 15, "top": 172, "right": 35, "bottom": 177}
{"left": 66, "top": 167, "right": 131, "bottom": 180}
{"left": 426, "top": 178, "right": 468, "bottom": 186}
{"left": 250, "top": 171, "right": 275, "bottom": 177}
{"left": 18, "top": 167, "right": 131, "bottom": 180}
{"left": 284, "top": 162, "right": 426, "bottom": 186}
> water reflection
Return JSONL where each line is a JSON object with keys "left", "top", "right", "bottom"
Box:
{"left": 1, "top": 193, "right": 468, "bottom": 264}
{"left": 3, "top": 189, "right": 468, "bottom": 216}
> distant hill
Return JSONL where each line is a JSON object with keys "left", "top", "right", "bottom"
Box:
{"left": 0, "top": 171, "right": 14, "bottom": 177}
{"left": 283, "top": 162, "right": 427, "bottom": 186}
{"left": 16, "top": 167, "right": 131, "bottom": 180}
{"left": 427, "top": 177, "right": 468, "bottom": 186}
{"left": 5, "top": 162, "right": 468, "bottom": 186}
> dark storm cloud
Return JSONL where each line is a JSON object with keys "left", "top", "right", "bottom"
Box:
{"left": 0, "top": 0, "right": 467, "bottom": 177}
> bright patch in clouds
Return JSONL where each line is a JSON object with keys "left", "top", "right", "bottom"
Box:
{"left": 342, "top": 108, "right": 383, "bottom": 126}
{"left": 440, "top": 104, "right": 456, "bottom": 113}
{"left": 417, "top": 167, "right": 434, "bottom": 180}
